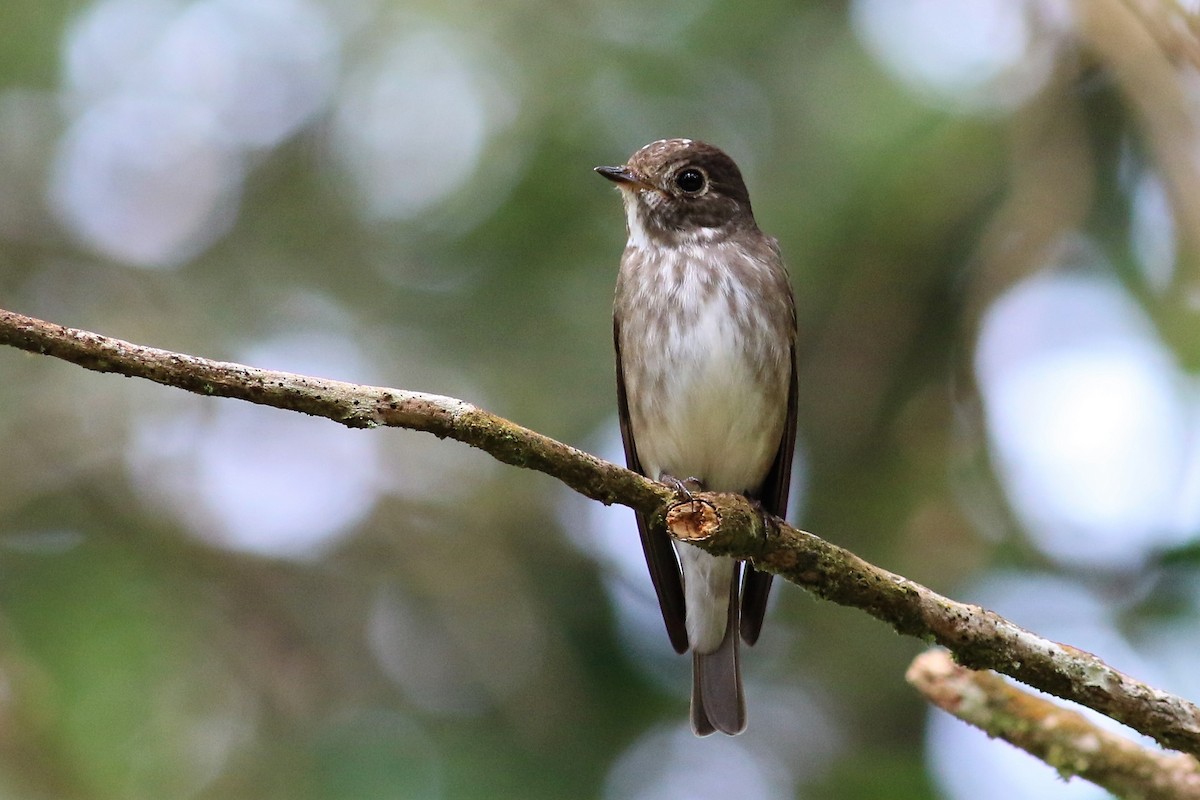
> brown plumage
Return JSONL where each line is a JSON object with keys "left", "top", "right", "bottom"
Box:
{"left": 597, "top": 139, "right": 797, "bottom": 735}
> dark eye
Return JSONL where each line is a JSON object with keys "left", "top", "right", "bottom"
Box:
{"left": 675, "top": 168, "right": 706, "bottom": 193}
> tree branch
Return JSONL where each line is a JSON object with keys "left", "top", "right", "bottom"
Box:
{"left": 4, "top": 306, "right": 1200, "bottom": 760}
{"left": 665, "top": 499, "right": 1200, "bottom": 757}
{"left": 907, "top": 650, "right": 1200, "bottom": 800}
{"left": 0, "top": 308, "right": 669, "bottom": 516}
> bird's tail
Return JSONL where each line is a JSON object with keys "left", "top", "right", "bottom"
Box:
{"left": 690, "top": 566, "right": 745, "bottom": 736}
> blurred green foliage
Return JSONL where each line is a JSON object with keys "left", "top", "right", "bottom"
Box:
{"left": 2, "top": 1, "right": 1199, "bottom": 798}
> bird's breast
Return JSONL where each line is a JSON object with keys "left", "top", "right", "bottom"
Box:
{"left": 617, "top": 244, "right": 792, "bottom": 494}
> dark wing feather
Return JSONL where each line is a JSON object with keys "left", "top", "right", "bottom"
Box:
{"left": 615, "top": 319, "right": 689, "bottom": 654}
{"left": 740, "top": 343, "right": 798, "bottom": 646}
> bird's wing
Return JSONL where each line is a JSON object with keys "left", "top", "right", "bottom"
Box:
{"left": 740, "top": 342, "right": 797, "bottom": 646}
{"left": 615, "top": 318, "right": 689, "bottom": 654}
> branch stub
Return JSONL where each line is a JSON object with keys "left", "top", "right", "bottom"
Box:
{"left": 666, "top": 499, "right": 720, "bottom": 542}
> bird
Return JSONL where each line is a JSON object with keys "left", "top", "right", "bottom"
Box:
{"left": 596, "top": 138, "right": 797, "bottom": 735}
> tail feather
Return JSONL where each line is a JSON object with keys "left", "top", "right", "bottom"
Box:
{"left": 690, "top": 567, "right": 745, "bottom": 736}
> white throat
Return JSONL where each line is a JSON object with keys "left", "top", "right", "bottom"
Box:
{"left": 621, "top": 192, "right": 651, "bottom": 250}
{"left": 621, "top": 190, "right": 726, "bottom": 249}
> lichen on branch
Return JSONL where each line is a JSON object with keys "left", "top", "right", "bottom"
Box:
{"left": 3, "top": 305, "right": 1200, "bottom": 763}
{"left": 908, "top": 650, "right": 1200, "bottom": 800}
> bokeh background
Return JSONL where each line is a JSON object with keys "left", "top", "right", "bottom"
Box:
{"left": 1, "top": 0, "right": 1198, "bottom": 797}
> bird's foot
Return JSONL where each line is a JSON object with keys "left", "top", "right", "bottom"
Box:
{"left": 746, "top": 496, "right": 779, "bottom": 540}
{"left": 659, "top": 473, "right": 705, "bottom": 503}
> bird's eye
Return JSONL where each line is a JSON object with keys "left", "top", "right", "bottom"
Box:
{"left": 674, "top": 168, "right": 706, "bottom": 194}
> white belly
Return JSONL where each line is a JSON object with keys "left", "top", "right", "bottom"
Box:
{"left": 628, "top": 299, "right": 785, "bottom": 494}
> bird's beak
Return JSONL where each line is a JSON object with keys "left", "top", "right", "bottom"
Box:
{"left": 594, "top": 165, "right": 650, "bottom": 190}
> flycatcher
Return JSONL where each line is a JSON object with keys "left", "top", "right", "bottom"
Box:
{"left": 596, "top": 138, "right": 797, "bottom": 736}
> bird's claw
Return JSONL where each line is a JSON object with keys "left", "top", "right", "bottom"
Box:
{"left": 747, "top": 497, "right": 777, "bottom": 539}
{"left": 660, "top": 473, "right": 705, "bottom": 504}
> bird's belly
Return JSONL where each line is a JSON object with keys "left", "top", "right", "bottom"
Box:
{"left": 628, "top": 305, "right": 787, "bottom": 494}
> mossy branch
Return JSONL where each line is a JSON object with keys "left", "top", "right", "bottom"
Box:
{"left": 3, "top": 306, "right": 1200, "bottom": 770}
